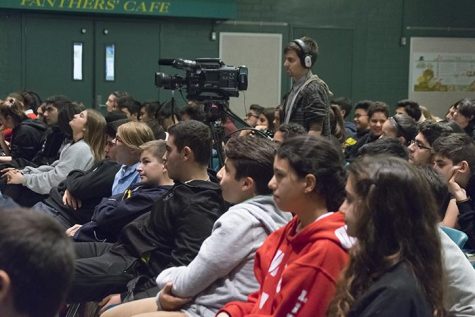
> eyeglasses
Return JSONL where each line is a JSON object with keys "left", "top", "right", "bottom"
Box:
{"left": 113, "top": 135, "right": 123, "bottom": 144}
{"left": 409, "top": 139, "right": 432, "bottom": 151}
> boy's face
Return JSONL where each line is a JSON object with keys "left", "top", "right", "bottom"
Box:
{"left": 369, "top": 112, "right": 387, "bottom": 137}
{"left": 353, "top": 108, "right": 369, "bottom": 132}
{"left": 433, "top": 154, "right": 457, "bottom": 183}
{"left": 137, "top": 150, "right": 165, "bottom": 185}
{"left": 164, "top": 135, "right": 183, "bottom": 181}
{"left": 408, "top": 132, "right": 433, "bottom": 166}
{"left": 217, "top": 158, "right": 249, "bottom": 204}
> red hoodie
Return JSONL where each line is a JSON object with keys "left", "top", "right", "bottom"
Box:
{"left": 219, "top": 211, "right": 353, "bottom": 317}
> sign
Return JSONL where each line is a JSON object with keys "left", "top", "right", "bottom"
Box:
{"left": 0, "top": 0, "right": 237, "bottom": 19}
{"left": 412, "top": 53, "right": 475, "bottom": 92}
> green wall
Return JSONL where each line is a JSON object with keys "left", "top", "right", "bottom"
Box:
{"left": 0, "top": 0, "right": 474, "bottom": 107}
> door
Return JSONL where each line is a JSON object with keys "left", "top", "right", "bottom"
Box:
{"left": 94, "top": 19, "right": 160, "bottom": 110}
{"left": 24, "top": 15, "right": 94, "bottom": 105}
{"left": 23, "top": 15, "right": 160, "bottom": 109}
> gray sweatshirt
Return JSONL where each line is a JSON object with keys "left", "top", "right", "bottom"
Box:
{"left": 439, "top": 228, "right": 475, "bottom": 316}
{"left": 155, "top": 195, "right": 291, "bottom": 317}
{"left": 21, "top": 140, "right": 94, "bottom": 194}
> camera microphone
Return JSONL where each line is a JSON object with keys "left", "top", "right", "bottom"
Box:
{"left": 158, "top": 59, "right": 175, "bottom": 66}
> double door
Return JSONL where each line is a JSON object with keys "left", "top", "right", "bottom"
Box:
{"left": 24, "top": 15, "right": 161, "bottom": 108}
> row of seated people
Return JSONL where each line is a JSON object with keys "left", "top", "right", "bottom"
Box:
{"left": 1, "top": 117, "right": 475, "bottom": 317}
{"left": 1, "top": 90, "right": 475, "bottom": 316}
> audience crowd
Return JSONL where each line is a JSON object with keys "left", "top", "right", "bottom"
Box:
{"left": 2, "top": 39, "right": 475, "bottom": 317}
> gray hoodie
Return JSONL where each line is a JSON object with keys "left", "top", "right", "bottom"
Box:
{"left": 155, "top": 195, "right": 291, "bottom": 317}
{"left": 439, "top": 228, "right": 475, "bottom": 316}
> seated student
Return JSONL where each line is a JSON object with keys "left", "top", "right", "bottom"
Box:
{"left": 118, "top": 96, "right": 141, "bottom": 122}
{"left": 218, "top": 136, "right": 351, "bottom": 317}
{"left": 67, "top": 120, "right": 226, "bottom": 303}
{"left": 67, "top": 140, "right": 174, "bottom": 242}
{"left": 417, "top": 166, "right": 475, "bottom": 317}
{"left": 111, "top": 121, "right": 156, "bottom": 195}
{"left": 452, "top": 98, "right": 475, "bottom": 139}
{"left": 380, "top": 114, "right": 418, "bottom": 146}
{"left": 395, "top": 99, "right": 425, "bottom": 123}
{"left": 2, "top": 107, "right": 105, "bottom": 207}
{"left": 140, "top": 101, "right": 166, "bottom": 140}
{"left": 100, "top": 136, "right": 291, "bottom": 317}
{"left": 0, "top": 97, "right": 46, "bottom": 162}
{"left": 345, "top": 101, "right": 389, "bottom": 162}
{"left": 329, "top": 156, "right": 445, "bottom": 317}
{"left": 408, "top": 121, "right": 456, "bottom": 166}
{"left": 352, "top": 100, "right": 372, "bottom": 140}
{"left": 0, "top": 208, "right": 75, "bottom": 317}
{"left": 433, "top": 133, "right": 475, "bottom": 250}
{"left": 33, "top": 121, "right": 155, "bottom": 228}
{"left": 0, "top": 96, "right": 73, "bottom": 169}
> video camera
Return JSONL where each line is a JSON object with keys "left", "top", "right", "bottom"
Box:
{"left": 155, "top": 58, "right": 248, "bottom": 102}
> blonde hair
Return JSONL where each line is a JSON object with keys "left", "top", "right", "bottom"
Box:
{"left": 117, "top": 121, "right": 155, "bottom": 150}
{"left": 83, "top": 109, "right": 107, "bottom": 161}
{"left": 139, "top": 140, "right": 167, "bottom": 161}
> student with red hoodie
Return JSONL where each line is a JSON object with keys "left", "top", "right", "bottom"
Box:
{"left": 217, "top": 136, "right": 353, "bottom": 317}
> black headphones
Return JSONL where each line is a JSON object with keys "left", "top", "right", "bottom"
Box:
{"left": 292, "top": 39, "right": 313, "bottom": 68}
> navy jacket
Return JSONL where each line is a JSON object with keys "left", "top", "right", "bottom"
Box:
{"left": 74, "top": 183, "right": 171, "bottom": 243}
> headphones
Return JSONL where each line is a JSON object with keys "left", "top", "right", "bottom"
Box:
{"left": 292, "top": 39, "right": 313, "bottom": 68}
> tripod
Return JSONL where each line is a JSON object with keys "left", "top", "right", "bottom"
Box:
{"left": 203, "top": 100, "right": 271, "bottom": 170}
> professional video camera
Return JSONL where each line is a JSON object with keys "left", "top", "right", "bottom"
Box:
{"left": 155, "top": 58, "right": 248, "bottom": 102}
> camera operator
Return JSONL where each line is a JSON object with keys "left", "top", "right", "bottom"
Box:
{"left": 282, "top": 36, "right": 333, "bottom": 136}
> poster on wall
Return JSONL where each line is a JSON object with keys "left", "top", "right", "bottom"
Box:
{"left": 409, "top": 37, "right": 475, "bottom": 117}
{"left": 412, "top": 53, "right": 475, "bottom": 92}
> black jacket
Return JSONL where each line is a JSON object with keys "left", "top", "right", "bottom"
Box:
{"left": 456, "top": 176, "right": 475, "bottom": 250}
{"left": 111, "top": 180, "right": 225, "bottom": 275}
{"left": 44, "top": 159, "right": 121, "bottom": 225}
{"left": 10, "top": 119, "right": 47, "bottom": 161}
{"left": 75, "top": 183, "right": 172, "bottom": 243}
{"left": 6, "top": 125, "right": 66, "bottom": 169}
{"left": 349, "top": 262, "right": 432, "bottom": 317}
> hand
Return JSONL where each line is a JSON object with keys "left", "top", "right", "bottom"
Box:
{"left": 1, "top": 167, "right": 16, "bottom": 174}
{"left": 448, "top": 166, "right": 468, "bottom": 202}
{"left": 62, "top": 189, "right": 82, "bottom": 210}
{"left": 216, "top": 313, "right": 231, "bottom": 317}
{"left": 159, "top": 283, "right": 192, "bottom": 311}
{"left": 65, "top": 224, "right": 82, "bottom": 237}
{"left": 5, "top": 170, "right": 24, "bottom": 185}
{"left": 98, "top": 294, "right": 121, "bottom": 315}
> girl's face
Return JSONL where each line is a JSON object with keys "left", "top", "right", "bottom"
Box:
{"left": 69, "top": 110, "right": 88, "bottom": 133}
{"left": 0, "top": 114, "right": 13, "bottom": 129}
{"left": 340, "top": 175, "right": 359, "bottom": 237}
{"left": 268, "top": 156, "right": 307, "bottom": 213}
{"left": 258, "top": 113, "right": 269, "bottom": 129}
{"left": 453, "top": 109, "right": 472, "bottom": 129}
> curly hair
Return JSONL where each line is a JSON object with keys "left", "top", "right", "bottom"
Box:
{"left": 329, "top": 156, "right": 445, "bottom": 317}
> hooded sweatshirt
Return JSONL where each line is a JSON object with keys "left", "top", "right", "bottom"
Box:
{"left": 10, "top": 119, "right": 47, "bottom": 161}
{"left": 219, "top": 211, "right": 352, "bottom": 317}
{"left": 155, "top": 195, "right": 291, "bottom": 317}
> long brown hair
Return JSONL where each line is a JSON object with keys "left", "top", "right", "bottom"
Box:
{"left": 329, "top": 156, "right": 445, "bottom": 317}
